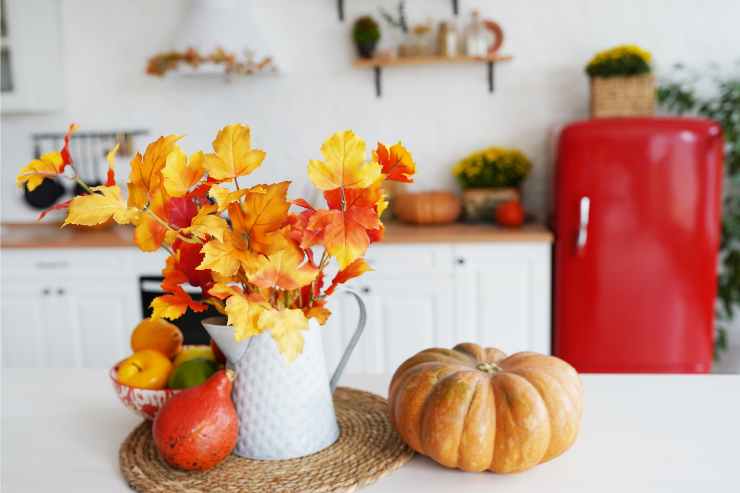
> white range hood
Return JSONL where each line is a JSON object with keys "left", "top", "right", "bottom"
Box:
{"left": 168, "top": 0, "right": 278, "bottom": 77}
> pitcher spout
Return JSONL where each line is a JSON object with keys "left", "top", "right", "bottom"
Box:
{"left": 202, "top": 316, "right": 250, "bottom": 365}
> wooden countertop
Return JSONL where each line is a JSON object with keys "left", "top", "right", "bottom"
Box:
{"left": 0, "top": 221, "right": 552, "bottom": 249}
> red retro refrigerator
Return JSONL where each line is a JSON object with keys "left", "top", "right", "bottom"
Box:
{"left": 553, "top": 118, "right": 724, "bottom": 373}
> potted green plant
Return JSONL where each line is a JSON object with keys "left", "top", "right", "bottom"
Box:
{"left": 586, "top": 44, "right": 654, "bottom": 117}
{"left": 452, "top": 147, "right": 532, "bottom": 222}
{"left": 353, "top": 16, "right": 381, "bottom": 59}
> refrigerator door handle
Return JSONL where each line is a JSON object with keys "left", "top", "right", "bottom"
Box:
{"left": 576, "top": 196, "right": 590, "bottom": 254}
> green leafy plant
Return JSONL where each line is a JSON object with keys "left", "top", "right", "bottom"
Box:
{"left": 452, "top": 147, "right": 532, "bottom": 189}
{"left": 352, "top": 16, "right": 381, "bottom": 46}
{"left": 658, "top": 64, "right": 740, "bottom": 358}
{"left": 586, "top": 44, "right": 652, "bottom": 78}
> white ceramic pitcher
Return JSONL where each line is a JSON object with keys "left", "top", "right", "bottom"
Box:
{"left": 202, "top": 289, "right": 366, "bottom": 460}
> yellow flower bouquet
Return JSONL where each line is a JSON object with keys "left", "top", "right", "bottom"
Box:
{"left": 585, "top": 44, "right": 655, "bottom": 117}
{"left": 453, "top": 147, "right": 531, "bottom": 190}
{"left": 586, "top": 44, "right": 652, "bottom": 78}
{"left": 452, "top": 147, "right": 531, "bottom": 222}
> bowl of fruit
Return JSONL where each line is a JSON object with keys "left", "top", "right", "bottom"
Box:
{"left": 111, "top": 318, "right": 225, "bottom": 420}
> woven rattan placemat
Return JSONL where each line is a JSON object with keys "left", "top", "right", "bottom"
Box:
{"left": 119, "top": 387, "right": 414, "bottom": 492}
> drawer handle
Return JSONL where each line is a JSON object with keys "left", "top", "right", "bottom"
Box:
{"left": 361, "top": 286, "right": 371, "bottom": 295}
{"left": 42, "top": 288, "right": 51, "bottom": 296}
{"left": 456, "top": 257, "right": 466, "bottom": 266}
{"left": 57, "top": 288, "right": 66, "bottom": 296}
{"left": 35, "top": 261, "right": 70, "bottom": 270}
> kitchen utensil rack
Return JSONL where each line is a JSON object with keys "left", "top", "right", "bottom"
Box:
{"left": 353, "top": 53, "right": 512, "bottom": 97}
{"left": 30, "top": 129, "right": 148, "bottom": 183}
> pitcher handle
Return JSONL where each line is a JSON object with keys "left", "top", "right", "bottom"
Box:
{"left": 329, "top": 288, "right": 367, "bottom": 393}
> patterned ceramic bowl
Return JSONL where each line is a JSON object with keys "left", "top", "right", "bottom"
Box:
{"left": 110, "top": 363, "right": 180, "bottom": 420}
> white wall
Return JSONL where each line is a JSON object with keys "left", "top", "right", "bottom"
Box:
{"left": 2, "top": 0, "right": 740, "bottom": 223}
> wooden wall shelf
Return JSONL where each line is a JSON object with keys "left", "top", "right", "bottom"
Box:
{"left": 352, "top": 54, "right": 513, "bottom": 97}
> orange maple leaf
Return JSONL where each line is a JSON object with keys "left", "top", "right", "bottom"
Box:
{"left": 306, "top": 187, "right": 382, "bottom": 269}
{"left": 133, "top": 189, "right": 168, "bottom": 252}
{"left": 374, "top": 142, "right": 415, "bottom": 183}
{"left": 250, "top": 237, "right": 319, "bottom": 290}
{"left": 230, "top": 181, "right": 290, "bottom": 254}
{"left": 324, "top": 258, "right": 373, "bottom": 296}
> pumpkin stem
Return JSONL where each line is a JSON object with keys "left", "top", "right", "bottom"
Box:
{"left": 476, "top": 362, "right": 503, "bottom": 374}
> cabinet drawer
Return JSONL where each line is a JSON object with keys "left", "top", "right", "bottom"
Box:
{"left": 1, "top": 249, "right": 134, "bottom": 277}
{"left": 364, "top": 244, "right": 454, "bottom": 274}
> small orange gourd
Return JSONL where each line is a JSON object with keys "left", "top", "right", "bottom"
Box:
{"left": 388, "top": 343, "right": 583, "bottom": 473}
{"left": 392, "top": 191, "right": 461, "bottom": 225}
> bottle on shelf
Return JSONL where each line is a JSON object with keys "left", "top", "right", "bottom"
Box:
{"left": 436, "top": 20, "right": 459, "bottom": 57}
{"left": 463, "top": 10, "right": 489, "bottom": 57}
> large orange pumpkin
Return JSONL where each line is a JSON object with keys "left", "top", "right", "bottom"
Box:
{"left": 388, "top": 343, "right": 583, "bottom": 473}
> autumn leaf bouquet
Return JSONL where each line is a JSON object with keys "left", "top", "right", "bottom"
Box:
{"left": 16, "top": 124, "right": 415, "bottom": 362}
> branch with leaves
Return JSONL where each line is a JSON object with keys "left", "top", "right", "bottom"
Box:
{"left": 16, "top": 124, "right": 416, "bottom": 362}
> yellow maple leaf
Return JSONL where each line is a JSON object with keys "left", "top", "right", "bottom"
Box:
{"left": 63, "top": 186, "right": 139, "bottom": 227}
{"left": 259, "top": 308, "right": 309, "bottom": 362}
{"left": 162, "top": 149, "right": 205, "bottom": 197}
{"left": 307, "top": 130, "right": 382, "bottom": 190}
{"left": 127, "top": 134, "right": 182, "bottom": 208}
{"left": 225, "top": 294, "right": 270, "bottom": 341}
{"left": 16, "top": 152, "right": 64, "bottom": 191}
{"left": 250, "top": 240, "right": 318, "bottom": 290}
{"left": 197, "top": 231, "right": 261, "bottom": 277}
{"left": 230, "top": 181, "right": 290, "bottom": 254}
{"left": 197, "top": 237, "right": 244, "bottom": 277}
{"left": 208, "top": 185, "right": 250, "bottom": 212}
{"left": 208, "top": 282, "right": 242, "bottom": 300}
{"left": 185, "top": 204, "right": 229, "bottom": 242}
{"left": 204, "top": 124, "right": 266, "bottom": 181}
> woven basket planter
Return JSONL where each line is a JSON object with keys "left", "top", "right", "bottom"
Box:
{"left": 590, "top": 74, "right": 655, "bottom": 117}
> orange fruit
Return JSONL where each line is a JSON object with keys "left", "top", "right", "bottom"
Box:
{"left": 131, "top": 318, "right": 184, "bottom": 359}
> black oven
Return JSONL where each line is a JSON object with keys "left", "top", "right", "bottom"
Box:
{"left": 139, "top": 276, "right": 221, "bottom": 345}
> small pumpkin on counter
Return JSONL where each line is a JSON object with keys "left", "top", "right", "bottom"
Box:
{"left": 392, "top": 191, "right": 461, "bottom": 225}
{"left": 388, "top": 343, "right": 583, "bottom": 473}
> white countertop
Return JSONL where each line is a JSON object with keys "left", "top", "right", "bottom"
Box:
{"left": 2, "top": 369, "right": 740, "bottom": 492}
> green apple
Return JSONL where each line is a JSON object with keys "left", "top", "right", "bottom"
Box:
{"left": 173, "top": 346, "right": 215, "bottom": 368}
{"left": 167, "top": 358, "right": 219, "bottom": 389}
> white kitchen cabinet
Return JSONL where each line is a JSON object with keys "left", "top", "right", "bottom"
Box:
{"left": 1, "top": 241, "right": 552, "bottom": 371}
{"left": 1, "top": 249, "right": 139, "bottom": 368}
{"left": 1, "top": 0, "right": 64, "bottom": 113}
{"left": 1, "top": 281, "right": 47, "bottom": 367}
{"left": 321, "top": 242, "right": 551, "bottom": 374}
{"left": 453, "top": 243, "right": 551, "bottom": 355}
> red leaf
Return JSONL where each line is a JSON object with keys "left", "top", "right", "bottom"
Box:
{"left": 105, "top": 168, "right": 116, "bottom": 187}
{"left": 166, "top": 196, "right": 198, "bottom": 228}
{"left": 375, "top": 142, "right": 415, "bottom": 183}
{"left": 37, "top": 199, "right": 73, "bottom": 221}
{"left": 174, "top": 239, "right": 212, "bottom": 288}
{"left": 60, "top": 123, "right": 79, "bottom": 171}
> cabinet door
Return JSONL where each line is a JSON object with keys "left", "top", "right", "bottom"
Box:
{"left": 63, "top": 280, "right": 140, "bottom": 368}
{"left": 350, "top": 273, "right": 456, "bottom": 374}
{"left": 1, "top": 282, "right": 47, "bottom": 367}
{"left": 454, "top": 244, "right": 551, "bottom": 355}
